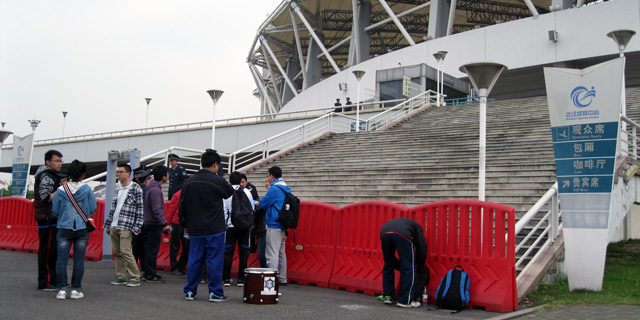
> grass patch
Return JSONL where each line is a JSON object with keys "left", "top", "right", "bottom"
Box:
{"left": 526, "top": 239, "right": 640, "bottom": 307}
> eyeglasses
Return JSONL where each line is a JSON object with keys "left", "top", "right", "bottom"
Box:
{"left": 51, "top": 159, "right": 63, "bottom": 163}
{"left": 116, "top": 171, "right": 128, "bottom": 174}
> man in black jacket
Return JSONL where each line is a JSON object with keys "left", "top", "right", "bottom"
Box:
{"left": 33, "top": 150, "right": 64, "bottom": 291}
{"left": 179, "top": 149, "right": 233, "bottom": 302}
{"left": 379, "top": 218, "right": 427, "bottom": 308}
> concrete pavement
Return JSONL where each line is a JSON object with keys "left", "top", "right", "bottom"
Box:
{"left": 1, "top": 250, "right": 637, "bottom": 319}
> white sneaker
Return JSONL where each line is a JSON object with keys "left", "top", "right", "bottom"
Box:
{"left": 70, "top": 290, "right": 84, "bottom": 299}
{"left": 397, "top": 301, "right": 421, "bottom": 308}
{"left": 56, "top": 290, "right": 66, "bottom": 300}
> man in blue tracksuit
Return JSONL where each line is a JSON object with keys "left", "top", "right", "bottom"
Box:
{"left": 256, "top": 166, "right": 291, "bottom": 286}
{"left": 179, "top": 149, "right": 234, "bottom": 301}
{"left": 379, "top": 218, "right": 427, "bottom": 308}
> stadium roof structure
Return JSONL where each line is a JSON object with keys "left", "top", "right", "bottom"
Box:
{"left": 247, "top": 0, "right": 610, "bottom": 114}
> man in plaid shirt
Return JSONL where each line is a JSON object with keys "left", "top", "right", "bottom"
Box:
{"left": 104, "top": 164, "right": 145, "bottom": 287}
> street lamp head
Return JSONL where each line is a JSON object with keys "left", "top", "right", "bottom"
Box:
{"left": 62, "top": 111, "right": 68, "bottom": 117}
{"left": 207, "top": 90, "right": 224, "bottom": 104}
{"left": 607, "top": 29, "right": 636, "bottom": 54}
{"left": 459, "top": 62, "right": 507, "bottom": 96}
{"left": 433, "top": 51, "right": 448, "bottom": 61}
{"left": 0, "top": 129, "right": 12, "bottom": 144}
{"left": 1, "top": 122, "right": 5, "bottom": 128}
{"left": 145, "top": 98, "right": 152, "bottom": 105}
{"left": 352, "top": 70, "right": 366, "bottom": 81}
{"left": 28, "top": 118, "right": 41, "bottom": 131}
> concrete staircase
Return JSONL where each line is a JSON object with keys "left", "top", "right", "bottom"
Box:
{"left": 245, "top": 95, "right": 558, "bottom": 216}
{"left": 246, "top": 87, "right": 640, "bottom": 213}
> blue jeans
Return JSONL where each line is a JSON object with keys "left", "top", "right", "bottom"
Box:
{"left": 56, "top": 228, "right": 89, "bottom": 291}
{"left": 184, "top": 232, "right": 225, "bottom": 297}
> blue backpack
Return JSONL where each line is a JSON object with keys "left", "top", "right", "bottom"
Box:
{"left": 435, "top": 266, "right": 470, "bottom": 313}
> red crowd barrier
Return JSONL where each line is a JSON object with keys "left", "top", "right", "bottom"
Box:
{"left": 84, "top": 200, "right": 105, "bottom": 261}
{"left": 329, "top": 201, "right": 411, "bottom": 296}
{"left": 0, "top": 197, "right": 33, "bottom": 251}
{"left": 157, "top": 201, "right": 172, "bottom": 271}
{"left": 285, "top": 201, "right": 340, "bottom": 287}
{"left": 410, "top": 200, "right": 517, "bottom": 312}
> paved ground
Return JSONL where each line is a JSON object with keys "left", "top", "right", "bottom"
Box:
{"left": 1, "top": 250, "right": 638, "bottom": 319}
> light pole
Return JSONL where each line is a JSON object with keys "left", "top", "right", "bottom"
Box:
{"left": 352, "top": 70, "right": 365, "bottom": 132}
{"left": 433, "top": 51, "right": 448, "bottom": 107}
{"left": 207, "top": 89, "right": 224, "bottom": 148}
{"left": 607, "top": 29, "right": 635, "bottom": 156}
{"left": 459, "top": 63, "right": 507, "bottom": 201}
{"left": 145, "top": 98, "right": 152, "bottom": 128}
{"left": 62, "top": 111, "right": 68, "bottom": 137}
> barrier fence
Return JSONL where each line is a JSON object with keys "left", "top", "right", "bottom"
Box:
{"left": 0, "top": 197, "right": 517, "bottom": 312}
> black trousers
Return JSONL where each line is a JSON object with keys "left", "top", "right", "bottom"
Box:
{"left": 142, "top": 227, "right": 162, "bottom": 278}
{"left": 169, "top": 223, "right": 189, "bottom": 272}
{"left": 223, "top": 227, "right": 250, "bottom": 281}
{"left": 132, "top": 232, "right": 145, "bottom": 268}
{"left": 37, "top": 224, "right": 57, "bottom": 288}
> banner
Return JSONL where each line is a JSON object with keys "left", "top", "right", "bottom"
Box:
{"left": 11, "top": 134, "right": 34, "bottom": 197}
{"left": 544, "top": 58, "right": 623, "bottom": 229}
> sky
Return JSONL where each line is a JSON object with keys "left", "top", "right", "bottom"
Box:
{"left": 0, "top": 0, "right": 283, "bottom": 140}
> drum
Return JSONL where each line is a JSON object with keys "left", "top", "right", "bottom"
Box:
{"left": 243, "top": 268, "right": 280, "bottom": 304}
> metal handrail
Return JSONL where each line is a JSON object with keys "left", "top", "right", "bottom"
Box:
{"left": 514, "top": 182, "right": 561, "bottom": 283}
{"left": 1, "top": 99, "right": 407, "bottom": 149}
{"left": 229, "top": 91, "right": 436, "bottom": 172}
{"left": 620, "top": 115, "right": 640, "bottom": 160}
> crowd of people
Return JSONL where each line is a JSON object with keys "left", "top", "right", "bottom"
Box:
{"left": 33, "top": 148, "right": 292, "bottom": 302}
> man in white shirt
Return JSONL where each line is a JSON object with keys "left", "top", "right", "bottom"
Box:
{"left": 104, "top": 164, "right": 145, "bottom": 287}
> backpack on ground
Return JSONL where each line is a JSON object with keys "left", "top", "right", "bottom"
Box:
{"left": 435, "top": 265, "right": 470, "bottom": 313}
{"left": 276, "top": 189, "right": 300, "bottom": 229}
{"left": 231, "top": 187, "right": 254, "bottom": 230}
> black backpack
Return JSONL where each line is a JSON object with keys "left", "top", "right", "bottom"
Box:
{"left": 435, "top": 266, "right": 470, "bottom": 313}
{"left": 231, "top": 187, "right": 254, "bottom": 230}
{"left": 276, "top": 190, "right": 300, "bottom": 229}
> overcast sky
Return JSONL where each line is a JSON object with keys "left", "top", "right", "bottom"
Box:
{"left": 0, "top": 0, "right": 282, "bottom": 140}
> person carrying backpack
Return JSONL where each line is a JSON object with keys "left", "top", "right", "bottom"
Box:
{"left": 378, "top": 218, "right": 427, "bottom": 308}
{"left": 222, "top": 171, "right": 255, "bottom": 287}
{"left": 256, "top": 166, "right": 291, "bottom": 286}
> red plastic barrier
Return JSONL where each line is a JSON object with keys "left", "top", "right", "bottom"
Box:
{"left": 410, "top": 200, "right": 517, "bottom": 312}
{"left": 0, "top": 197, "right": 33, "bottom": 251}
{"left": 284, "top": 201, "right": 339, "bottom": 287}
{"left": 157, "top": 201, "right": 172, "bottom": 271}
{"left": 84, "top": 200, "right": 105, "bottom": 261}
{"left": 329, "top": 201, "right": 413, "bottom": 295}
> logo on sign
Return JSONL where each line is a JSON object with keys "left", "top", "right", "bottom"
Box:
{"left": 18, "top": 146, "right": 24, "bottom": 157}
{"left": 571, "top": 86, "right": 596, "bottom": 108}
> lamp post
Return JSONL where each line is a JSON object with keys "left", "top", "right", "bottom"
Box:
{"left": 145, "top": 98, "right": 152, "bottom": 128}
{"left": 62, "top": 111, "right": 68, "bottom": 137}
{"left": 459, "top": 63, "right": 507, "bottom": 201}
{"left": 352, "top": 70, "right": 365, "bottom": 132}
{"left": 433, "top": 51, "right": 448, "bottom": 107}
{"left": 207, "top": 89, "right": 224, "bottom": 148}
{"left": 607, "top": 29, "right": 635, "bottom": 156}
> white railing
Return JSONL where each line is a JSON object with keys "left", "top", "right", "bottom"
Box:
{"left": 85, "top": 146, "right": 210, "bottom": 184}
{"left": 620, "top": 115, "right": 640, "bottom": 160}
{"left": 228, "top": 90, "right": 436, "bottom": 172}
{"left": 0, "top": 100, "right": 407, "bottom": 149}
{"left": 514, "top": 182, "right": 561, "bottom": 283}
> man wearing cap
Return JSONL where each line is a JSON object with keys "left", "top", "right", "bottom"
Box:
{"left": 345, "top": 97, "right": 353, "bottom": 112}
{"left": 168, "top": 154, "right": 186, "bottom": 200}
{"left": 132, "top": 167, "right": 151, "bottom": 266}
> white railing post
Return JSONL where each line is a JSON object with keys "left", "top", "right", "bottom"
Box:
{"left": 551, "top": 187, "right": 559, "bottom": 242}
{"left": 300, "top": 125, "right": 305, "bottom": 144}
{"left": 633, "top": 125, "right": 638, "bottom": 160}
